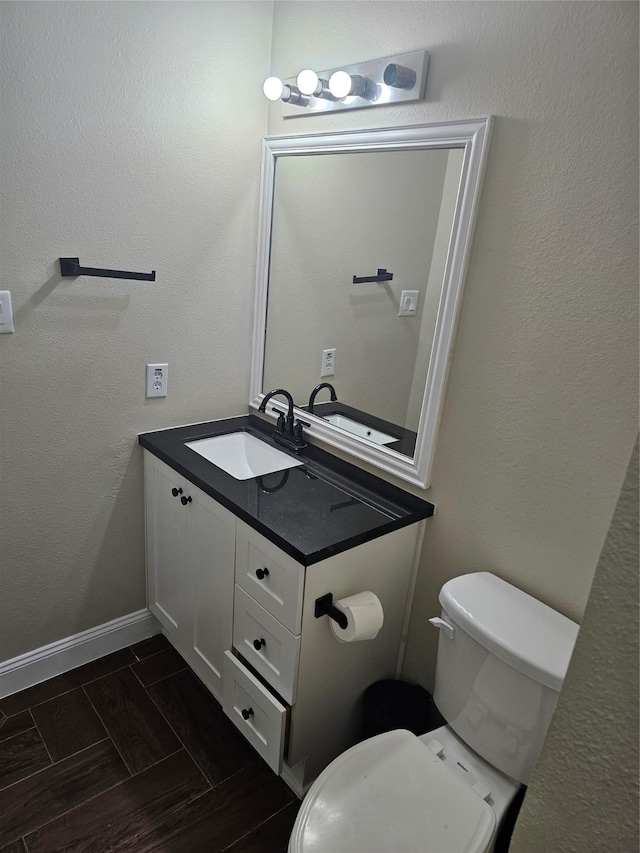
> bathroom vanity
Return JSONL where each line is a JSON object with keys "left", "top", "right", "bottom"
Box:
{"left": 136, "top": 117, "right": 491, "bottom": 795}
{"left": 139, "top": 415, "right": 434, "bottom": 794}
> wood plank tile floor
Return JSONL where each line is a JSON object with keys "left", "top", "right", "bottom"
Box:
{"left": 0, "top": 635, "right": 300, "bottom": 852}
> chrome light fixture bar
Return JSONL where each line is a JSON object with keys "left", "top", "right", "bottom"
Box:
{"left": 265, "top": 50, "right": 429, "bottom": 117}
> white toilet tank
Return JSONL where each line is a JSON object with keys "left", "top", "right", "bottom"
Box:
{"left": 433, "top": 572, "right": 579, "bottom": 784}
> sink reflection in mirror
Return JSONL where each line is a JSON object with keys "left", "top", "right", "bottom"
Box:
{"left": 322, "top": 414, "right": 399, "bottom": 446}
{"left": 185, "top": 432, "right": 303, "bottom": 480}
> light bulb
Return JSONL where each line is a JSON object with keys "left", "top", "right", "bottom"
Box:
{"left": 262, "top": 76, "right": 284, "bottom": 101}
{"left": 296, "top": 69, "right": 321, "bottom": 96}
{"left": 328, "top": 71, "right": 369, "bottom": 99}
{"left": 328, "top": 71, "right": 352, "bottom": 99}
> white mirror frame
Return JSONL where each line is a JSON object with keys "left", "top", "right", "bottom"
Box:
{"left": 250, "top": 118, "right": 493, "bottom": 488}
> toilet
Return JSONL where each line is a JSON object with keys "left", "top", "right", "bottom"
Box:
{"left": 288, "top": 572, "right": 579, "bottom": 853}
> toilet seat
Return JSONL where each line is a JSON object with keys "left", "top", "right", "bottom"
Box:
{"left": 289, "top": 729, "right": 496, "bottom": 853}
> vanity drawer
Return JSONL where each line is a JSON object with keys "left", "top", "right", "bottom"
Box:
{"left": 233, "top": 585, "right": 300, "bottom": 704}
{"left": 222, "top": 650, "right": 287, "bottom": 774}
{"left": 235, "top": 520, "right": 304, "bottom": 634}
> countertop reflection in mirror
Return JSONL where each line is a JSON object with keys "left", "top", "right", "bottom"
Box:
{"left": 250, "top": 119, "right": 493, "bottom": 488}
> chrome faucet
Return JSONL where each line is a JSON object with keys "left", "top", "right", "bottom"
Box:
{"left": 308, "top": 382, "right": 337, "bottom": 414}
{"left": 258, "top": 388, "right": 307, "bottom": 451}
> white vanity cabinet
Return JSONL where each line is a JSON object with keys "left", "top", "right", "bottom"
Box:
{"left": 144, "top": 452, "right": 235, "bottom": 700}
{"left": 228, "top": 517, "right": 422, "bottom": 794}
{"left": 143, "top": 448, "right": 424, "bottom": 795}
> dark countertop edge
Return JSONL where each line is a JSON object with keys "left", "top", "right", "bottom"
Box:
{"left": 138, "top": 415, "right": 434, "bottom": 567}
{"left": 301, "top": 513, "right": 430, "bottom": 565}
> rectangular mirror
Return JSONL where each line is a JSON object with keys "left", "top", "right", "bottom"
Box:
{"left": 250, "top": 119, "right": 493, "bottom": 487}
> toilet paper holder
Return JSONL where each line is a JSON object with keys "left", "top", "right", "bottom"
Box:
{"left": 314, "top": 593, "right": 348, "bottom": 630}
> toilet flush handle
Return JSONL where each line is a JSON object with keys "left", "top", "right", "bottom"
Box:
{"left": 429, "top": 617, "right": 456, "bottom": 639}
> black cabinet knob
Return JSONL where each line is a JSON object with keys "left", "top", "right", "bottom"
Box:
{"left": 253, "top": 638, "right": 266, "bottom": 651}
{"left": 255, "top": 567, "right": 270, "bottom": 580}
{"left": 171, "top": 487, "right": 183, "bottom": 497}
{"left": 180, "top": 495, "right": 192, "bottom": 505}
{"left": 241, "top": 707, "right": 254, "bottom": 720}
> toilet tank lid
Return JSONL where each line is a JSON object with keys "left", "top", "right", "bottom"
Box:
{"left": 439, "top": 573, "right": 579, "bottom": 692}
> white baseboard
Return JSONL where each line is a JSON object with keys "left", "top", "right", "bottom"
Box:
{"left": 0, "top": 609, "right": 161, "bottom": 699}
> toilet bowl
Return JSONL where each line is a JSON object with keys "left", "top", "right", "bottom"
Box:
{"left": 288, "top": 725, "right": 519, "bottom": 853}
{"left": 289, "top": 572, "right": 579, "bottom": 853}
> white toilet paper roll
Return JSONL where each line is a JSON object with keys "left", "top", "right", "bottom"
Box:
{"left": 330, "top": 591, "right": 384, "bottom": 643}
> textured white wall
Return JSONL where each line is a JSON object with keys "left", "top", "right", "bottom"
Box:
{"left": 0, "top": 1, "right": 273, "bottom": 659}
{"left": 267, "top": 0, "right": 638, "bottom": 685}
{"left": 511, "top": 439, "right": 639, "bottom": 853}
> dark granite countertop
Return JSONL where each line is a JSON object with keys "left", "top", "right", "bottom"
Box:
{"left": 139, "top": 415, "right": 434, "bottom": 566}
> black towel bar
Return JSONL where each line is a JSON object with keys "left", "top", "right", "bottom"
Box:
{"left": 352, "top": 268, "right": 394, "bottom": 284}
{"left": 59, "top": 257, "right": 156, "bottom": 281}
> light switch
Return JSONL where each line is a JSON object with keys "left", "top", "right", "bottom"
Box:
{"left": 398, "top": 290, "right": 419, "bottom": 317}
{"left": 0, "top": 291, "right": 15, "bottom": 333}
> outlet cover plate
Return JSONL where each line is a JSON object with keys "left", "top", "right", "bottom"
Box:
{"left": 146, "top": 363, "right": 168, "bottom": 398}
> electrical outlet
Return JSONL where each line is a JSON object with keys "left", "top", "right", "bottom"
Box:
{"left": 146, "top": 363, "right": 168, "bottom": 397}
{"left": 321, "top": 348, "right": 336, "bottom": 377}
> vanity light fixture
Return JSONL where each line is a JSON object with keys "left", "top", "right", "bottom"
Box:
{"left": 262, "top": 49, "right": 429, "bottom": 116}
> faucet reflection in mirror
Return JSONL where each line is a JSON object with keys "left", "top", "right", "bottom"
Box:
{"left": 262, "top": 50, "right": 429, "bottom": 115}
{"left": 250, "top": 120, "right": 493, "bottom": 488}
{"left": 308, "top": 383, "right": 338, "bottom": 414}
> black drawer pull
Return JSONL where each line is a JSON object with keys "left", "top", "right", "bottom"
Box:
{"left": 255, "top": 567, "right": 270, "bottom": 580}
{"left": 171, "top": 487, "right": 183, "bottom": 497}
{"left": 253, "top": 638, "right": 266, "bottom": 651}
{"left": 241, "top": 707, "right": 254, "bottom": 720}
{"left": 180, "top": 495, "right": 192, "bottom": 505}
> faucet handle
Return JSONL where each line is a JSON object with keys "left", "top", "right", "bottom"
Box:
{"left": 293, "top": 420, "right": 307, "bottom": 448}
{"left": 275, "top": 412, "right": 286, "bottom": 433}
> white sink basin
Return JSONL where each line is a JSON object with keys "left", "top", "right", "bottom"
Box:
{"left": 323, "top": 414, "right": 399, "bottom": 446}
{"left": 185, "top": 432, "right": 303, "bottom": 480}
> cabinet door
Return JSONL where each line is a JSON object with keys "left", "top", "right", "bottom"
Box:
{"left": 187, "top": 483, "right": 236, "bottom": 701}
{"left": 144, "top": 453, "right": 188, "bottom": 642}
